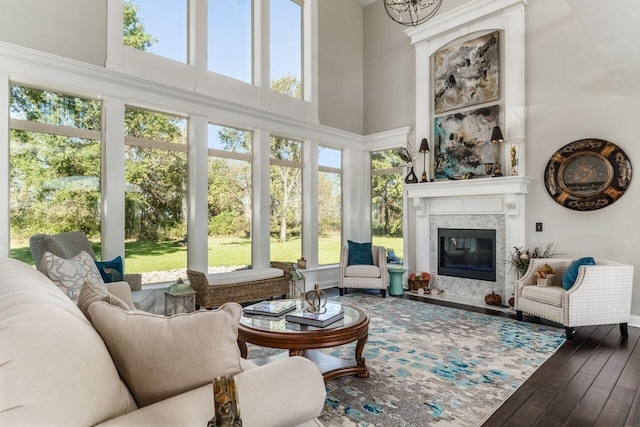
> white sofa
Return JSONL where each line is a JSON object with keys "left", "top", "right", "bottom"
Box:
{"left": 515, "top": 257, "right": 633, "bottom": 340}
{"left": 0, "top": 257, "right": 326, "bottom": 426}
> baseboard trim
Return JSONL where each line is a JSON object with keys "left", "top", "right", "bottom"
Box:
{"left": 629, "top": 314, "right": 640, "bottom": 329}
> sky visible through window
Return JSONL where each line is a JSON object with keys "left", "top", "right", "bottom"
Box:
{"left": 132, "top": 0, "right": 300, "bottom": 84}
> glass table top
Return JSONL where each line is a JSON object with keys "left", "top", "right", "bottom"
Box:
{"left": 240, "top": 299, "right": 363, "bottom": 332}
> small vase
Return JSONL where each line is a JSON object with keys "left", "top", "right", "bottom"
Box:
{"left": 405, "top": 167, "right": 418, "bottom": 184}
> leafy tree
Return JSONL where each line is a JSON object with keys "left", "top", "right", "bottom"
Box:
{"left": 123, "top": 0, "right": 157, "bottom": 50}
{"left": 270, "top": 136, "right": 302, "bottom": 242}
{"left": 371, "top": 149, "right": 404, "bottom": 237}
{"left": 271, "top": 74, "right": 301, "bottom": 99}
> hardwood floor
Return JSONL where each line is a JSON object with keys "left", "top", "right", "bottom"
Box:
{"left": 483, "top": 323, "right": 640, "bottom": 427}
{"left": 333, "top": 289, "right": 639, "bottom": 425}
{"left": 400, "top": 292, "right": 640, "bottom": 426}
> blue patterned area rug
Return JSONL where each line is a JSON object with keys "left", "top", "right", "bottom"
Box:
{"left": 251, "top": 293, "right": 565, "bottom": 426}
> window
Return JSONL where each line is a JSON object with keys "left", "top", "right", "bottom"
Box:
{"left": 123, "top": 0, "right": 187, "bottom": 63}
{"left": 318, "top": 147, "right": 342, "bottom": 265}
{"left": 270, "top": 136, "right": 302, "bottom": 262}
{"left": 207, "top": 124, "right": 252, "bottom": 271}
{"left": 208, "top": 0, "right": 252, "bottom": 83}
{"left": 270, "top": 0, "right": 302, "bottom": 99}
{"left": 9, "top": 85, "right": 102, "bottom": 262}
{"left": 124, "top": 107, "right": 188, "bottom": 283}
{"left": 371, "top": 149, "right": 405, "bottom": 260}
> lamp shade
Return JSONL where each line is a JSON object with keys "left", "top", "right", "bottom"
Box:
{"left": 419, "top": 138, "right": 430, "bottom": 153}
{"left": 491, "top": 126, "right": 504, "bottom": 143}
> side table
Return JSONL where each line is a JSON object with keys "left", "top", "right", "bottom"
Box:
{"left": 388, "top": 268, "right": 406, "bottom": 296}
{"left": 164, "top": 289, "right": 196, "bottom": 316}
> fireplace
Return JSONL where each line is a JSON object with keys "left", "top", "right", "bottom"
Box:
{"left": 438, "top": 228, "right": 496, "bottom": 282}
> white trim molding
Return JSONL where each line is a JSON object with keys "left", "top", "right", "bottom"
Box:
{"left": 406, "top": 0, "right": 527, "bottom": 177}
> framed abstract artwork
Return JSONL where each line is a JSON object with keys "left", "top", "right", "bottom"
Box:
{"left": 434, "top": 31, "right": 499, "bottom": 114}
{"left": 433, "top": 105, "right": 499, "bottom": 180}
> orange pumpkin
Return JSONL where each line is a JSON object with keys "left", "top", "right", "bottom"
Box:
{"left": 484, "top": 292, "right": 502, "bottom": 306}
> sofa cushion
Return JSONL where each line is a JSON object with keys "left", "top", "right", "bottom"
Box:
{"left": 521, "top": 284, "right": 565, "bottom": 308}
{"left": 95, "top": 357, "right": 325, "bottom": 427}
{"left": 89, "top": 301, "right": 243, "bottom": 407}
{"left": 0, "top": 257, "right": 136, "bottom": 427}
{"left": 206, "top": 268, "right": 283, "bottom": 286}
{"left": 345, "top": 264, "right": 381, "bottom": 278}
{"left": 348, "top": 240, "right": 374, "bottom": 266}
{"left": 562, "top": 257, "right": 596, "bottom": 290}
{"left": 43, "top": 250, "right": 106, "bottom": 303}
{"left": 78, "top": 280, "right": 130, "bottom": 322}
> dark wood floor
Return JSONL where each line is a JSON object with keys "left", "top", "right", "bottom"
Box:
{"left": 399, "top": 292, "right": 640, "bottom": 427}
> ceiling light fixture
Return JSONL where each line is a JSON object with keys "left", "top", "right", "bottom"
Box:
{"left": 383, "top": 0, "right": 443, "bottom": 27}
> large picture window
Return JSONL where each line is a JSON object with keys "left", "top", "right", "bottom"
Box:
{"left": 270, "top": 0, "right": 303, "bottom": 99}
{"left": 9, "top": 85, "right": 102, "bottom": 262}
{"left": 270, "top": 136, "right": 302, "bottom": 262}
{"left": 124, "top": 107, "right": 188, "bottom": 283}
{"left": 371, "top": 148, "right": 405, "bottom": 260}
{"left": 123, "top": 0, "right": 187, "bottom": 63}
{"left": 318, "top": 146, "right": 342, "bottom": 265}
{"left": 208, "top": 124, "right": 252, "bottom": 271}
{"left": 208, "top": 0, "right": 252, "bottom": 83}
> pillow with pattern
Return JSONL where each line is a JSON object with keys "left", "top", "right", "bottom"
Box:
{"left": 43, "top": 250, "right": 106, "bottom": 303}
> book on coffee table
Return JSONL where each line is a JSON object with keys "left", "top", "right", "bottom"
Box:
{"left": 286, "top": 304, "right": 344, "bottom": 327}
{"left": 243, "top": 300, "right": 297, "bottom": 317}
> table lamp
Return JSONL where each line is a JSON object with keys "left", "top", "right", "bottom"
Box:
{"left": 419, "top": 138, "right": 430, "bottom": 182}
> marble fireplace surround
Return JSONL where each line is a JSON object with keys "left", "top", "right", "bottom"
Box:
{"left": 407, "top": 176, "right": 531, "bottom": 303}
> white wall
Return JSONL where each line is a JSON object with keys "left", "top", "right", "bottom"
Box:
{"left": 318, "top": 0, "right": 364, "bottom": 135}
{"left": 525, "top": 0, "right": 640, "bottom": 314}
{"left": 363, "top": 0, "right": 640, "bottom": 316}
{"left": 363, "top": 2, "right": 415, "bottom": 138}
{"left": 0, "top": 0, "right": 106, "bottom": 66}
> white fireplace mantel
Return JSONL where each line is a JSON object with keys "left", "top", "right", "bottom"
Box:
{"left": 406, "top": 176, "right": 532, "bottom": 302}
{"left": 406, "top": 176, "right": 532, "bottom": 200}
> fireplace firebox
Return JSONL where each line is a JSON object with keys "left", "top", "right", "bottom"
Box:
{"left": 438, "top": 228, "right": 496, "bottom": 282}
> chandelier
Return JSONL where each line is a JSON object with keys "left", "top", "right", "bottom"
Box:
{"left": 383, "top": 0, "right": 443, "bottom": 27}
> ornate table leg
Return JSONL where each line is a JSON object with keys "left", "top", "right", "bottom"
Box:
{"left": 237, "top": 339, "right": 248, "bottom": 359}
{"left": 355, "top": 333, "right": 369, "bottom": 378}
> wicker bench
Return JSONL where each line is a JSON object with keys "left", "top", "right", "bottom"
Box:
{"left": 187, "top": 262, "right": 292, "bottom": 309}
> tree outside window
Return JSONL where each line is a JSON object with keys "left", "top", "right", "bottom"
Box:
{"left": 318, "top": 146, "right": 342, "bottom": 265}
{"left": 270, "top": 0, "right": 303, "bottom": 99}
{"left": 371, "top": 149, "right": 405, "bottom": 259}
{"left": 123, "top": 0, "right": 187, "bottom": 63}
{"left": 270, "top": 136, "right": 302, "bottom": 262}
{"left": 124, "top": 108, "right": 188, "bottom": 283}
{"left": 207, "top": 124, "right": 252, "bottom": 271}
{"left": 9, "top": 86, "right": 102, "bottom": 261}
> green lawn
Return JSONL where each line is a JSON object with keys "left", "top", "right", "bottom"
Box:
{"left": 10, "top": 235, "right": 403, "bottom": 273}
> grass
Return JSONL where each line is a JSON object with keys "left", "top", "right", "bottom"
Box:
{"left": 10, "top": 235, "right": 403, "bottom": 273}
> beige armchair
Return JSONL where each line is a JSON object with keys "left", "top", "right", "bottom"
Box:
{"left": 339, "top": 245, "right": 388, "bottom": 298}
{"left": 515, "top": 258, "right": 633, "bottom": 340}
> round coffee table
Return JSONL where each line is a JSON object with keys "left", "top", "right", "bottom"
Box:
{"left": 238, "top": 300, "right": 369, "bottom": 380}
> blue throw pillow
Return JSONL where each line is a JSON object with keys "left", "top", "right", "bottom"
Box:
{"left": 348, "top": 241, "right": 374, "bottom": 266}
{"left": 95, "top": 256, "right": 124, "bottom": 283}
{"left": 562, "top": 257, "right": 595, "bottom": 290}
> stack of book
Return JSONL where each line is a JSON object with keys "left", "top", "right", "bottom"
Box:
{"left": 243, "top": 300, "right": 297, "bottom": 317}
{"left": 286, "top": 303, "right": 344, "bottom": 327}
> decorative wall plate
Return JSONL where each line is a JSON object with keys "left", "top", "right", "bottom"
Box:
{"left": 544, "top": 139, "right": 632, "bottom": 211}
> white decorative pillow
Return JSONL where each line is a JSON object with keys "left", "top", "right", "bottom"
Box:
{"left": 88, "top": 301, "right": 243, "bottom": 407}
{"left": 43, "top": 251, "right": 106, "bottom": 303}
{"left": 77, "top": 280, "right": 130, "bottom": 322}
